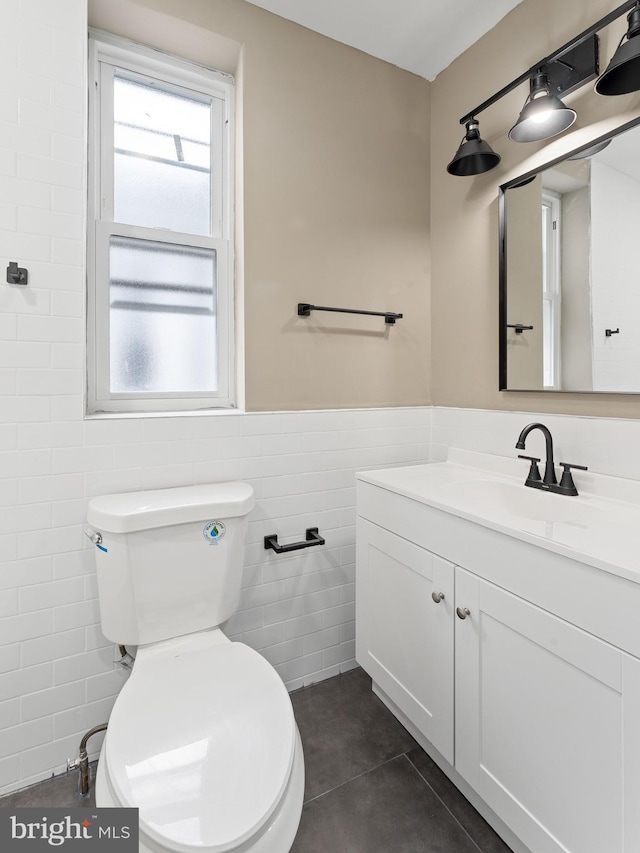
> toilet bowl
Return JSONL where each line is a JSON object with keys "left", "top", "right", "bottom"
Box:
{"left": 95, "top": 631, "right": 305, "bottom": 853}
{"left": 86, "top": 483, "right": 304, "bottom": 853}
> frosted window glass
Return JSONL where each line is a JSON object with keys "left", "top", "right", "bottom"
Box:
{"left": 109, "top": 236, "right": 217, "bottom": 394}
{"left": 113, "top": 74, "right": 211, "bottom": 236}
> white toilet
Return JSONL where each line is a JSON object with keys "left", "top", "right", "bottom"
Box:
{"left": 86, "top": 482, "right": 305, "bottom": 853}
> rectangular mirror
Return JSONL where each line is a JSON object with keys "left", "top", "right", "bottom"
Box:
{"left": 499, "top": 116, "right": 640, "bottom": 392}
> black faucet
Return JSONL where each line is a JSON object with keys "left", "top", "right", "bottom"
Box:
{"left": 515, "top": 422, "right": 587, "bottom": 496}
{"left": 516, "top": 423, "right": 556, "bottom": 485}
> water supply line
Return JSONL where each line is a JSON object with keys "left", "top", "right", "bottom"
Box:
{"left": 67, "top": 647, "right": 134, "bottom": 797}
{"left": 117, "top": 644, "right": 135, "bottom": 670}
{"left": 68, "top": 723, "right": 108, "bottom": 798}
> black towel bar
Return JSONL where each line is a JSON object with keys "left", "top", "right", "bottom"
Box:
{"left": 298, "top": 303, "right": 403, "bottom": 325}
{"left": 506, "top": 323, "right": 534, "bottom": 334}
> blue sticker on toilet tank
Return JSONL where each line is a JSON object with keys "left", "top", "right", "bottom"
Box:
{"left": 203, "top": 521, "right": 226, "bottom": 545}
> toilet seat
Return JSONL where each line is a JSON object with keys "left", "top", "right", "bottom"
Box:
{"left": 102, "top": 631, "right": 296, "bottom": 853}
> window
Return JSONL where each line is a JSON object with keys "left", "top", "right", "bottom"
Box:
{"left": 541, "top": 191, "right": 561, "bottom": 390}
{"left": 87, "top": 32, "right": 235, "bottom": 413}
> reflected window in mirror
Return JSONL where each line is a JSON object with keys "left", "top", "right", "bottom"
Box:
{"left": 542, "top": 191, "right": 560, "bottom": 389}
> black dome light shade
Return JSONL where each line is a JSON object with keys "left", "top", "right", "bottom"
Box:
{"left": 595, "top": 3, "right": 640, "bottom": 95}
{"left": 509, "top": 73, "right": 577, "bottom": 143}
{"left": 446, "top": 119, "right": 501, "bottom": 176}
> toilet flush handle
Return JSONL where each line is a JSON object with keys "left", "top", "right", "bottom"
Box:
{"left": 84, "top": 527, "right": 102, "bottom": 546}
{"left": 84, "top": 527, "right": 107, "bottom": 552}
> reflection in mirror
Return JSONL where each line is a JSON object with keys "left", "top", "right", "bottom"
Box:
{"left": 500, "top": 118, "right": 640, "bottom": 392}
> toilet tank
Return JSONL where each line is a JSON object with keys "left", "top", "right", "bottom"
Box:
{"left": 86, "top": 482, "right": 255, "bottom": 646}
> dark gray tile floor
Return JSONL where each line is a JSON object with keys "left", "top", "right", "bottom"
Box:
{"left": 0, "top": 666, "right": 513, "bottom": 852}
{"left": 0, "top": 766, "right": 96, "bottom": 810}
{"left": 290, "top": 667, "right": 513, "bottom": 853}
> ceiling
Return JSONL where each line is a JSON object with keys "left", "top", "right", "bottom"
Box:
{"left": 243, "top": 0, "right": 524, "bottom": 81}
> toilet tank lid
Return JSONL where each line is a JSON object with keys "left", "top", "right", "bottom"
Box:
{"left": 87, "top": 482, "right": 255, "bottom": 533}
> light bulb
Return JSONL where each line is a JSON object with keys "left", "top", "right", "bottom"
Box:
{"left": 531, "top": 110, "right": 554, "bottom": 124}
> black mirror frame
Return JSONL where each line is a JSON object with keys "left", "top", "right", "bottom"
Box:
{"left": 499, "top": 114, "right": 640, "bottom": 392}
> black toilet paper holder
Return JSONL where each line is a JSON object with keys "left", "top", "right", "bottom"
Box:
{"left": 264, "top": 527, "right": 325, "bottom": 554}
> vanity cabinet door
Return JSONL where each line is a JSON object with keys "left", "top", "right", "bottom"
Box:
{"left": 454, "top": 566, "right": 640, "bottom": 853}
{"left": 356, "top": 518, "right": 454, "bottom": 763}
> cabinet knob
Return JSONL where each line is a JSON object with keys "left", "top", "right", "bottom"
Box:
{"left": 456, "top": 607, "right": 471, "bottom": 620}
{"left": 431, "top": 591, "right": 445, "bottom": 604}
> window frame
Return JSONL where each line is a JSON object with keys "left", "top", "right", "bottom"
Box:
{"left": 87, "top": 31, "right": 235, "bottom": 414}
{"left": 541, "top": 190, "right": 561, "bottom": 391}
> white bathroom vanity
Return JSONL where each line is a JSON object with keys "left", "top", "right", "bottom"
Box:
{"left": 356, "top": 450, "right": 640, "bottom": 853}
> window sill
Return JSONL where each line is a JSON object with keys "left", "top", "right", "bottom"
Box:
{"left": 84, "top": 406, "right": 243, "bottom": 420}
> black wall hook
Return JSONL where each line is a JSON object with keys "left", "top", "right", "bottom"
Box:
{"left": 6, "top": 261, "right": 28, "bottom": 286}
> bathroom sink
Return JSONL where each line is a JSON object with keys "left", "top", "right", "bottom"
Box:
{"left": 357, "top": 450, "right": 640, "bottom": 579}
{"left": 441, "top": 479, "right": 600, "bottom": 525}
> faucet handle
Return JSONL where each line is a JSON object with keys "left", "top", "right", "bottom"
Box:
{"left": 517, "top": 454, "right": 542, "bottom": 483}
{"left": 558, "top": 462, "right": 588, "bottom": 496}
{"left": 559, "top": 462, "right": 588, "bottom": 472}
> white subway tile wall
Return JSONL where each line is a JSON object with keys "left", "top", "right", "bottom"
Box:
{"left": 0, "top": 402, "right": 432, "bottom": 795}
{"left": 431, "top": 406, "right": 640, "bottom": 481}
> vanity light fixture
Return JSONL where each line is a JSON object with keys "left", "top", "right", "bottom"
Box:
{"left": 448, "top": 1, "right": 640, "bottom": 176}
{"left": 446, "top": 119, "right": 501, "bottom": 176}
{"left": 508, "top": 72, "right": 577, "bottom": 143}
{"left": 595, "top": 1, "right": 640, "bottom": 94}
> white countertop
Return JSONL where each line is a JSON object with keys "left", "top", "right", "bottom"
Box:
{"left": 357, "top": 449, "right": 640, "bottom": 584}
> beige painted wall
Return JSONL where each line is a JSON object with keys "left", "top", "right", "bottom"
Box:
{"left": 431, "top": 0, "right": 640, "bottom": 417}
{"left": 88, "top": 0, "right": 431, "bottom": 411}
{"left": 504, "top": 175, "right": 543, "bottom": 390}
